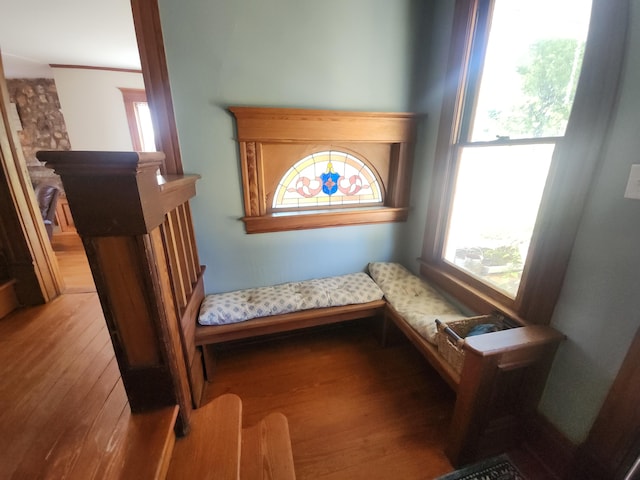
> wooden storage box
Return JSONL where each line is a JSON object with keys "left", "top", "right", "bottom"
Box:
{"left": 436, "top": 314, "right": 517, "bottom": 374}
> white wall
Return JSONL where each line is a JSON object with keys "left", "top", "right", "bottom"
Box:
{"left": 52, "top": 67, "right": 144, "bottom": 151}
{"left": 157, "top": 0, "right": 416, "bottom": 293}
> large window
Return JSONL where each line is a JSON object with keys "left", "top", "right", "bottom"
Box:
{"left": 421, "top": 0, "right": 612, "bottom": 323}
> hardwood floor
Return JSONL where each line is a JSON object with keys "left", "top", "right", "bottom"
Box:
{"left": 205, "top": 322, "right": 457, "bottom": 479}
{"left": 51, "top": 233, "right": 95, "bottom": 293}
{"left": 0, "top": 292, "right": 175, "bottom": 479}
{"left": 205, "top": 322, "right": 558, "bottom": 480}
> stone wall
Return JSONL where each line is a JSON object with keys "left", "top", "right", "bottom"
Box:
{"left": 6, "top": 78, "right": 71, "bottom": 188}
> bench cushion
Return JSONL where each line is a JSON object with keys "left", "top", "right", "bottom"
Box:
{"left": 199, "top": 272, "right": 384, "bottom": 326}
{"left": 368, "top": 262, "right": 466, "bottom": 344}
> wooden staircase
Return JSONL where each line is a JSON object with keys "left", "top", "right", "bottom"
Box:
{"left": 37, "top": 152, "right": 294, "bottom": 478}
{"left": 167, "top": 394, "right": 296, "bottom": 480}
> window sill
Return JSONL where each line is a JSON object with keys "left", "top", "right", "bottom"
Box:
{"left": 242, "top": 207, "right": 409, "bottom": 234}
{"left": 419, "top": 260, "right": 526, "bottom": 324}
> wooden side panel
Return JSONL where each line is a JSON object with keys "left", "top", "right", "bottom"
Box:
{"left": 574, "top": 325, "right": 640, "bottom": 479}
{"left": 90, "top": 236, "right": 161, "bottom": 366}
{"left": 446, "top": 327, "right": 563, "bottom": 466}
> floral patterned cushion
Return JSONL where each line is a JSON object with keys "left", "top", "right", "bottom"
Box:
{"left": 368, "top": 262, "right": 466, "bottom": 344}
{"left": 198, "top": 272, "right": 384, "bottom": 326}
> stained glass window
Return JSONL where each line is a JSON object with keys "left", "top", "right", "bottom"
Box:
{"left": 272, "top": 151, "right": 382, "bottom": 209}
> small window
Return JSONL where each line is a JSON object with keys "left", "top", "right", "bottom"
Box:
{"left": 230, "top": 107, "right": 416, "bottom": 234}
{"left": 273, "top": 151, "right": 382, "bottom": 210}
{"left": 120, "top": 88, "right": 156, "bottom": 152}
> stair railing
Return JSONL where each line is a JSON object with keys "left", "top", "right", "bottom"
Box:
{"left": 38, "top": 150, "right": 205, "bottom": 434}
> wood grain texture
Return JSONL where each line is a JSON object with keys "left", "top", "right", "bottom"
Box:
{"left": 245, "top": 142, "right": 260, "bottom": 216}
{"left": 0, "top": 293, "right": 177, "bottom": 480}
{"left": 230, "top": 107, "right": 416, "bottom": 233}
{"left": 167, "top": 393, "right": 243, "bottom": 480}
{"left": 195, "top": 300, "right": 386, "bottom": 346}
{"left": 242, "top": 208, "right": 409, "bottom": 234}
{"left": 206, "top": 321, "right": 456, "bottom": 480}
{"left": 241, "top": 412, "right": 296, "bottom": 480}
{"left": 131, "top": 0, "right": 184, "bottom": 175}
{"left": 229, "top": 107, "right": 417, "bottom": 143}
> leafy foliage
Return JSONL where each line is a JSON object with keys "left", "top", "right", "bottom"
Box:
{"left": 495, "top": 38, "right": 585, "bottom": 137}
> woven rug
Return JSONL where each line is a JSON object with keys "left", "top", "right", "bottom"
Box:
{"left": 434, "top": 454, "right": 526, "bottom": 480}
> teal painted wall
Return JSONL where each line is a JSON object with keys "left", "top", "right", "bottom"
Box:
{"left": 157, "top": 0, "right": 416, "bottom": 292}
{"left": 538, "top": 0, "right": 640, "bottom": 443}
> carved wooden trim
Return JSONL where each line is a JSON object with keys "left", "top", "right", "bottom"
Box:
{"left": 244, "top": 142, "right": 260, "bottom": 216}
{"left": 230, "top": 107, "right": 418, "bottom": 233}
{"left": 131, "top": 0, "right": 183, "bottom": 175}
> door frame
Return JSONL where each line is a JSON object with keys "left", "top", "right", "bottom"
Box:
{"left": 0, "top": 0, "right": 183, "bottom": 305}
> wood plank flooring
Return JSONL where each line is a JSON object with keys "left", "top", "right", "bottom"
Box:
{"left": 0, "top": 292, "right": 174, "bottom": 479}
{"left": 204, "top": 322, "right": 558, "bottom": 480}
{"left": 205, "top": 322, "right": 457, "bottom": 480}
{"left": 51, "top": 233, "right": 95, "bottom": 293}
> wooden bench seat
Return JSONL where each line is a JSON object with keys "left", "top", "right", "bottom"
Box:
{"left": 195, "top": 300, "right": 386, "bottom": 346}
{"left": 195, "top": 300, "right": 386, "bottom": 381}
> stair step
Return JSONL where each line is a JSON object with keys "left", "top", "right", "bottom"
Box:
{"left": 167, "top": 393, "right": 243, "bottom": 480}
{"left": 241, "top": 412, "right": 296, "bottom": 480}
{"left": 108, "top": 405, "right": 179, "bottom": 480}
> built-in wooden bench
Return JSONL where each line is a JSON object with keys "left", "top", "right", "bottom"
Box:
{"left": 195, "top": 300, "right": 386, "bottom": 380}
{"left": 384, "top": 303, "right": 564, "bottom": 465}
{"left": 191, "top": 261, "right": 565, "bottom": 467}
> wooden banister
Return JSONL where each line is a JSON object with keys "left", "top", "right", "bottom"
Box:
{"left": 38, "top": 150, "right": 205, "bottom": 434}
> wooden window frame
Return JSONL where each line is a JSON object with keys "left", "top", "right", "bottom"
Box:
{"left": 230, "top": 107, "right": 417, "bottom": 234}
{"left": 120, "top": 87, "right": 149, "bottom": 152}
{"left": 420, "top": 0, "right": 626, "bottom": 325}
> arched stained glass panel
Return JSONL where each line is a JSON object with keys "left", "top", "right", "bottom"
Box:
{"left": 273, "top": 151, "right": 383, "bottom": 209}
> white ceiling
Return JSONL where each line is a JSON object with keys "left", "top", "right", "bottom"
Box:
{"left": 0, "top": 0, "right": 140, "bottom": 78}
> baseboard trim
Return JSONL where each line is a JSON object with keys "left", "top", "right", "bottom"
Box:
{"left": 0, "top": 279, "right": 19, "bottom": 319}
{"left": 521, "top": 411, "right": 577, "bottom": 479}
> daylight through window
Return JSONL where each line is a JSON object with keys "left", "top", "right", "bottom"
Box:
{"left": 442, "top": 0, "right": 592, "bottom": 298}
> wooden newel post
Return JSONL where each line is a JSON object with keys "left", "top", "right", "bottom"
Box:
{"left": 38, "top": 150, "right": 199, "bottom": 435}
